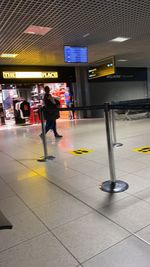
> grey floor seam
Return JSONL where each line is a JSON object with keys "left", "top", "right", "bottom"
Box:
{"left": 81, "top": 233, "right": 150, "bottom": 266}
{"left": 0, "top": 231, "right": 48, "bottom": 254}
{"left": 80, "top": 235, "right": 133, "bottom": 266}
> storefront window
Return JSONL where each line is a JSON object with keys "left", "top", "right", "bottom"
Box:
{"left": 0, "top": 82, "right": 74, "bottom": 126}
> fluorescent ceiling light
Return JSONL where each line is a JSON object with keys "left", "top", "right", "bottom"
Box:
{"left": 24, "top": 25, "right": 52, "bottom": 36}
{"left": 117, "top": 59, "right": 128, "bottom": 62}
{"left": 0, "top": 53, "right": 18, "bottom": 58}
{"left": 83, "top": 33, "right": 90, "bottom": 38}
{"left": 110, "top": 37, "right": 131, "bottom": 42}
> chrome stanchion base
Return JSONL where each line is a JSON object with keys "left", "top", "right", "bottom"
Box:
{"left": 113, "top": 143, "right": 123, "bottom": 147}
{"left": 100, "top": 180, "right": 129, "bottom": 193}
{"left": 0, "top": 211, "right": 13, "bottom": 230}
{"left": 37, "top": 156, "right": 55, "bottom": 162}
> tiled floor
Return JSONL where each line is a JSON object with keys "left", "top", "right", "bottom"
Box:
{"left": 1, "top": 118, "right": 150, "bottom": 266}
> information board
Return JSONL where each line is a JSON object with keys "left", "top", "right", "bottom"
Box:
{"left": 64, "top": 46, "right": 88, "bottom": 63}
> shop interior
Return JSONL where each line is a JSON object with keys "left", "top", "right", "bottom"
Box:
{"left": 0, "top": 83, "right": 75, "bottom": 127}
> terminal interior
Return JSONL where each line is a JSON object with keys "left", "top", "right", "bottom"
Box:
{"left": 1, "top": 1, "right": 150, "bottom": 266}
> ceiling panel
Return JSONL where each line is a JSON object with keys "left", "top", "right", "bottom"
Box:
{"left": 1, "top": 0, "right": 150, "bottom": 66}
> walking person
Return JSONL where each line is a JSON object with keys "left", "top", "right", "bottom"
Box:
{"left": 40, "top": 86, "right": 62, "bottom": 139}
{"left": 69, "top": 98, "right": 75, "bottom": 120}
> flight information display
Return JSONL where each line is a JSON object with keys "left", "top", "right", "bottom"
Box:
{"left": 64, "top": 46, "right": 88, "bottom": 63}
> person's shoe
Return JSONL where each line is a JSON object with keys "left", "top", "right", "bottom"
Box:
{"left": 55, "top": 134, "right": 63, "bottom": 138}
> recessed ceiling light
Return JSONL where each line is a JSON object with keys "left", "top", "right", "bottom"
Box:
{"left": 83, "top": 33, "right": 90, "bottom": 38}
{"left": 117, "top": 59, "right": 128, "bottom": 62}
{"left": 110, "top": 37, "right": 131, "bottom": 42}
{"left": 0, "top": 54, "right": 18, "bottom": 58}
{"left": 24, "top": 25, "right": 52, "bottom": 36}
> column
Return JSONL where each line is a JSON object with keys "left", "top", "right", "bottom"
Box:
{"left": 75, "top": 66, "right": 91, "bottom": 118}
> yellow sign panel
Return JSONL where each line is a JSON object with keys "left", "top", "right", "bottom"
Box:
{"left": 3, "top": 71, "right": 58, "bottom": 79}
{"left": 88, "top": 56, "right": 115, "bottom": 79}
{"left": 133, "top": 146, "right": 150, "bottom": 154}
{"left": 68, "top": 148, "right": 94, "bottom": 156}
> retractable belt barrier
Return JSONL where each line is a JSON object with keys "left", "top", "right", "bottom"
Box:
{"left": 110, "top": 97, "right": 150, "bottom": 110}
{"left": 111, "top": 97, "right": 150, "bottom": 106}
{"left": 38, "top": 99, "right": 150, "bottom": 193}
{"left": 111, "top": 103, "right": 150, "bottom": 110}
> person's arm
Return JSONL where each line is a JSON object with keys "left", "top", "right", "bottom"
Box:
{"left": 55, "top": 99, "right": 60, "bottom": 108}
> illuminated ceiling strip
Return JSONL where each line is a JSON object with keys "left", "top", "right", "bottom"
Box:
{"left": 0, "top": 54, "right": 18, "bottom": 58}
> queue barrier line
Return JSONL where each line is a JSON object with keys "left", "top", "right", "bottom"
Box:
{"left": 4, "top": 99, "right": 150, "bottom": 230}
{"left": 38, "top": 100, "right": 150, "bottom": 193}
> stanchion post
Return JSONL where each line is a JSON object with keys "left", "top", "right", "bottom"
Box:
{"left": 110, "top": 108, "right": 123, "bottom": 147}
{"left": 41, "top": 107, "right": 48, "bottom": 158}
{"left": 37, "top": 107, "right": 55, "bottom": 162}
{"left": 100, "top": 103, "right": 128, "bottom": 193}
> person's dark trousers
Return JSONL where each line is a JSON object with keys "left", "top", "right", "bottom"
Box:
{"left": 53, "top": 120, "right": 57, "bottom": 136}
{"left": 72, "top": 110, "right": 75, "bottom": 119}
{"left": 45, "top": 119, "right": 58, "bottom": 136}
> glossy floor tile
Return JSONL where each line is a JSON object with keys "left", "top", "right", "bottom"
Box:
{"left": 0, "top": 233, "right": 78, "bottom": 267}
{"left": 136, "top": 224, "right": 150, "bottom": 243}
{"left": 33, "top": 195, "right": 92, "bottom": 229}
{"left": 0, "top": 179, "right": 15, "bottom": 200}
{"left": 100, "top": 195, "right": 150, "bottom": 232}
{"left": 0, "top": 210, "right": 47, "bottom": 251}
{"left": 11, "top": 180, "right": 68, "bottom": 208}
{"left": 54, "top": 173, "right": 99, "bottom": 195}
{"left": 83, "top": 236, "right": 150, "bottom": 267}
{"left": 76, "top": 186, "right": 128, "bottom": 210}
{"left": 53, "top": 212, "right": 129, "bottom": 262}
{"left": 119, "top": 173, "right": 150, "bottom": 194}
{"left": 0, "top": 118, "right": 150, "bottom": 266}
{"left": 0, "top": 196, "right": 29, "bottom": 217}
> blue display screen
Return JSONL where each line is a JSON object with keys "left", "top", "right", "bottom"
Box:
{"left": 64, "top": 46, "right": 88, "bottom": 63}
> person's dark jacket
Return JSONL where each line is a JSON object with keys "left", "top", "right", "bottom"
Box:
{"left": 43, "top": 93, "right": 60, "bottom": 120}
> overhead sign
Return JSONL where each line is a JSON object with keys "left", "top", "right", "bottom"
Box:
{"left": 133, "top": 146, "right": 150, "bottom": 154}
{"left": 3, "top": 71, "right": 58, "bottom": 79}
{"left": 88, "top": 56, "right": 115, "bottom": 79}
{"left": 68, "top": 148, "right": 94, "bottom": 156}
